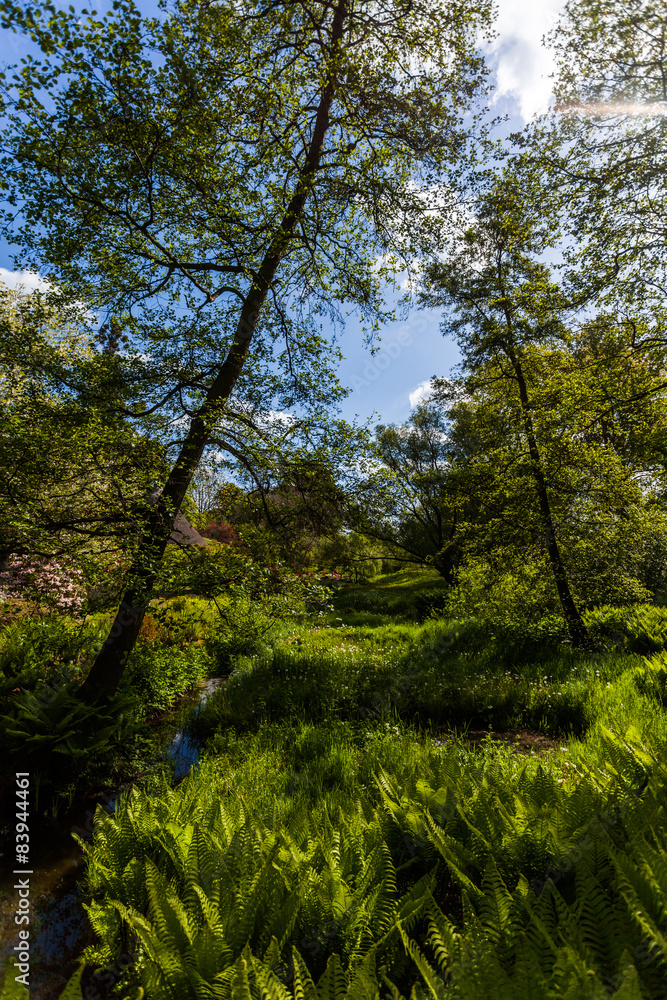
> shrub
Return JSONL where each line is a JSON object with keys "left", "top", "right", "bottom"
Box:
{"left": 0, "top": 554, "right": 86, "bottom": 614}
{"left": 204, "top": 574, "right": 329, "bottom": 672}
{"left": 445, "top": 556, "right": 557, "bottom": 624}
{"left": 124, "top": 641, "right": 212, "bottom": 713}
{"left": 0, "top": 614, "right": 90, "bottom": 698}
{"left": 200, "top": 518, "right": 239, "bottom": 544}
{"left": 634, "top": 651, "right": 667, "bottom": 706}
{"left": 139, "top": 612, "right": 173, "bottom": 645}
{"left": 414, "top": 590, "right": 448, "bottom": 621}
{"left": 186, "top": 646, "right": 383, "bottom": 738}
{"left": 584, "top": 604, "right": 667, "bottom": 654}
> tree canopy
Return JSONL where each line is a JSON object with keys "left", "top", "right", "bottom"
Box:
{"left": 0, "top": 283, "right": 167, "bottom": 562}
{"left": 419, "top": 163, "right": 667, "bottom": 644}
{"left": 349, "top": 402, "right": 464, "bottom": 582}
{"left": 529, "top": 0, "right": 667, "bottom": 312}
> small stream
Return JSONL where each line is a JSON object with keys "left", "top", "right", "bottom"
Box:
{"left": 167, "top": 677, "right": 222, "bottom": 780}
{"left": 0, "top": 677, "right": 224, "bottom": 999}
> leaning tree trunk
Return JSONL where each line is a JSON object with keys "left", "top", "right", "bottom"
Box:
{"left": 78, "top": 0, "right": 348, "bottom": 701}
{"left": 508, "top": 347, "right": 591, "bottom": 650}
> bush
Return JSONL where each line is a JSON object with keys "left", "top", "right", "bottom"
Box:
{"left": 124, "top": 641, "right": 212, "bottom": 713}
{"left": 138, "top": 599, "right": 213, "bottom": 647}
{"left": 0, "top": 614, "right": 89, "bottom": 700}
{"left": 200, "top": 518, "right": 239, "bottom": 544}
{"left": 187, "top": 648, "right": 342, "bottom": 735}
{"left": 584, "top": 604, "right": 667, "bottom": 654}
{"left": 203, "top": 574, "right": 329, "bottom": 672}
{"left": 0, "top": 554, "right": 86, "bottom": 614}
{"left": 413, "top": 590, "right": 448, "bottom": 620}
{"left": 633, "top": 651, "right": 667, "bottom": 706}
{"left": 445, "top": 556, "right": 558, "bottom": 623}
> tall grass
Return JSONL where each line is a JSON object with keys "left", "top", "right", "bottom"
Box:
{"left": 186, "top": 607, "right": 667, "bottom": 751}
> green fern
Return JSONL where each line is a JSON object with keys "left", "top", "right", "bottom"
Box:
{"left": 75, "top": 728, "right": 667, "bottom": 1000}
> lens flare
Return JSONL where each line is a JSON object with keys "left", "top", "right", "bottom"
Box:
{"left": 555, "top": 101, "right": 667, "bottom": 117}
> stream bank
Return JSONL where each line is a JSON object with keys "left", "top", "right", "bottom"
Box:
{"left": 0, "top": 677, "right": 224, "bottom": 999}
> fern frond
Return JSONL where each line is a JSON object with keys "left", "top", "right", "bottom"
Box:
{"left": 292, "top": 947, "right": 318, "bottom": 1000}
{"left": 315, "top": 952, "right": 348, "bottom": 1000}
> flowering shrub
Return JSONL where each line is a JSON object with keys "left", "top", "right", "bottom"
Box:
{"left": 0, "top": 554, "right": 86, "bottom": 614}
{"left": 200, "top": 518, "right": 238, "bottom": 544}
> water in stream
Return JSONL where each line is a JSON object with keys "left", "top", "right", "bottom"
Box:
{"left": 0, "top": 677, "right": 223, "bottom": 999}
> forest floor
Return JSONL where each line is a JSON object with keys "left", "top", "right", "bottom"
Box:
{"left": 2, "top": 570, "right": 667, "bottom": 998}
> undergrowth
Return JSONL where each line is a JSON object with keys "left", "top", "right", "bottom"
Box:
{"left": 67, "top": 723, "right": 667, "bottom": 998}
{"left": 185, "top": 605, "right": 667, "bottom": 749}
{"left": 5, "top": 575, "right": 667, "bottom": 998}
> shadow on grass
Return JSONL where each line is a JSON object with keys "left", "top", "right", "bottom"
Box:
{"left": 188, "top": 600, "right": 667, "bottom": 755}
{"left": 189, "top": 634, "right": 591, "bottom": 749}
{"left": 331, "top": 569, "right": 448, "bottom": 624}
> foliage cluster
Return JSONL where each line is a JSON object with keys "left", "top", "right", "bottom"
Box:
{"left": 2, "top": 681, "right": 143, "bottom": 813}
{"left": 0, "top": 607, "right": 212, "bottom": 811}
{"left": 9, "top": 567, "right": 660, "bottom": 999}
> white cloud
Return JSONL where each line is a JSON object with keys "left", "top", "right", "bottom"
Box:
{"left": 487, "top": 0, "right": 566, "bottom": 122}
{"left": 0, "top": 267, "right": 51, "bottom": 293}
{"left": 264, "top": 409, "right": 296, "bottom": 426}
{"left": 409, "top": 379, "right": 434, "bottom": 408}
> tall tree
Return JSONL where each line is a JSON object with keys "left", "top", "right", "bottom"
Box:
{"left": 427, "top": 319, "right": 667, "bottom": 613}
{"left": 421, "top": 157, "right": 667, "bottom": 636}
{"left": 351, "top": 401, "right": 465, "bottom": 582}
{"left": 0, "top": 282, "right": 167, "bottom": 564}
{"left": 0, "top": 0, "right": 493, "bottom": 697}
{"left": 421, "top": 169, "right": 593, "bottom": 647}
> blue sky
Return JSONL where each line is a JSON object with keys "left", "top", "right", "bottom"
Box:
{"left": 0, "top": 0, "right": 566, "bottom": 429}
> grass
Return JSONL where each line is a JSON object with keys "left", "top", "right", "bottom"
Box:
{"left": 6, "top": 583, "right": 667, "bottom": 807}
{"left": 329, "top": 567, "right": 449, "bottom": 625}
{"left": 186, "top": 601, "right": 667, "bottom": 759}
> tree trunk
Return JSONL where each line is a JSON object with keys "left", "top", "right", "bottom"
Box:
{"left": 79, "top": 0, "right": 348, "bottom": 700}
{"left": 432, "top": 544, "right": 456, "bottom": 584}
{"left": 509, "top": 349, "right": 591, "bottom": 649}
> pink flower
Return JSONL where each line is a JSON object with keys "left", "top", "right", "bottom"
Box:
{"left": 0, "top": 555, "right": 85, "bottom": 614}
